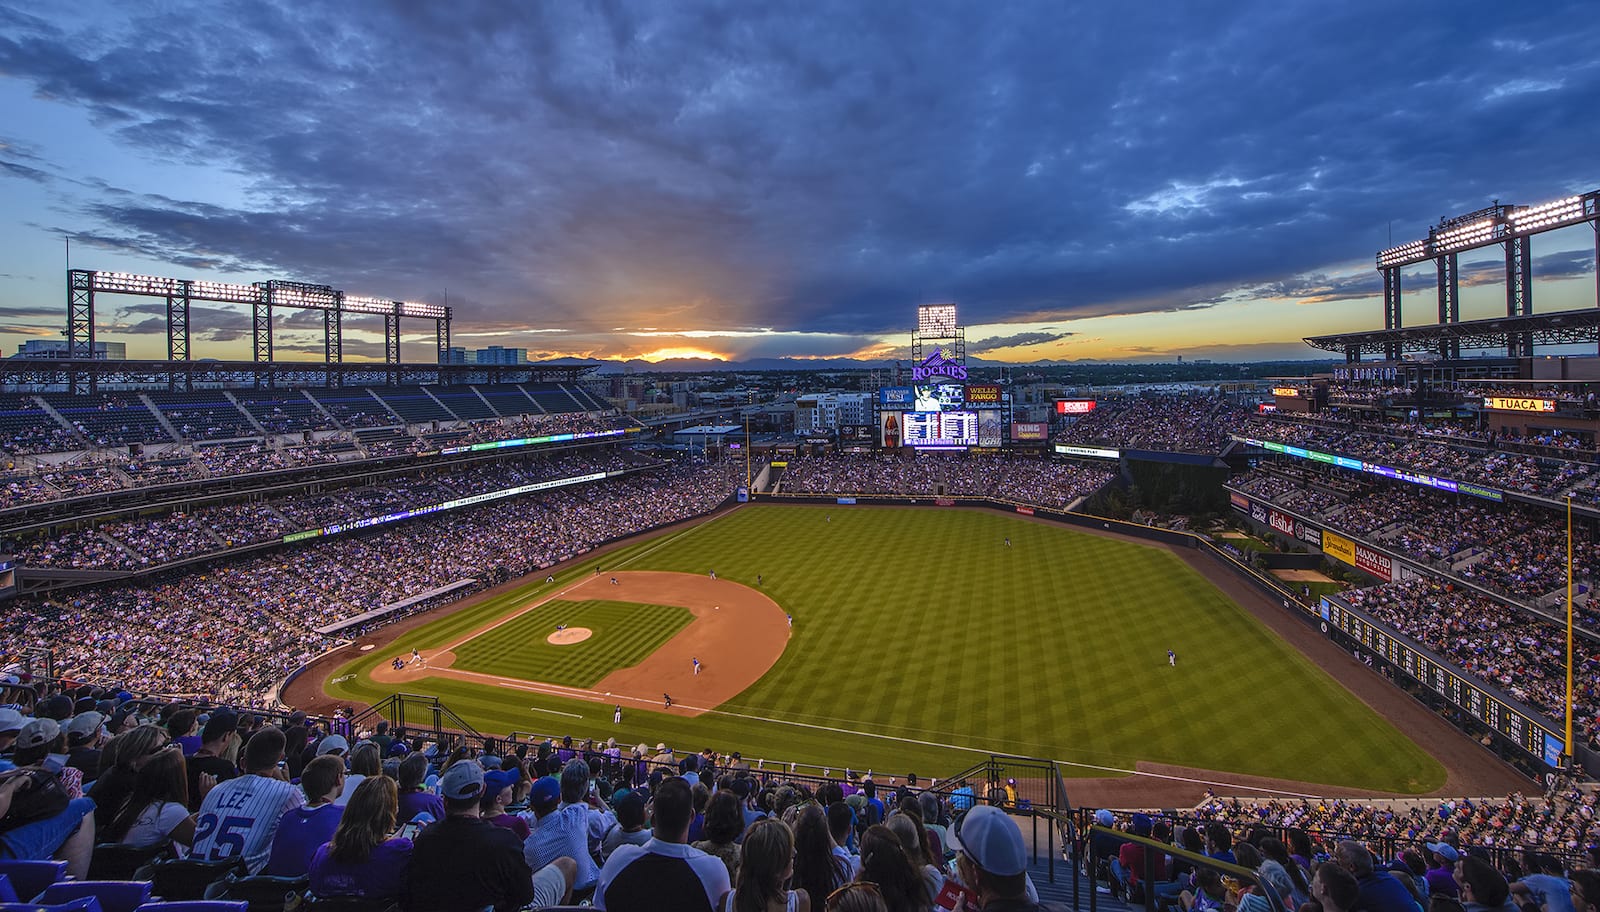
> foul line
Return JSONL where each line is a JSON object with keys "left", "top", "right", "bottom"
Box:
{"left": 525, "top": 705, "right": 585, "bottom": 719}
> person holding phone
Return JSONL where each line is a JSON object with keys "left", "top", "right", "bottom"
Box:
{"left": 308, "top": 775, "right": 414, "bottom": 901}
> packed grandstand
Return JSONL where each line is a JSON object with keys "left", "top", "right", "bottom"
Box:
{"left": 5, "top": 377, "right": 1600, "bottom": 911}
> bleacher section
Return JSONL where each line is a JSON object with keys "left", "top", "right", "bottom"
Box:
{"left": 475, "top": 382, "right": 538, "bottom": 417}
{"left": 45, "top": 393, "right": 173, "bottom": 447}
{"left": 422, "top": 384, "right": 497, "bottom": 419}
{"left": 306, "top": 388, "right": 398, "bottom": 428}
{"left": 145, "top": 390, "right": 257, "bottom": 440}
{"left": 525, "top": 382, "right": 587, "bottom": 414}
{"left": 233, "top": 390, "right": 336, "bottom": 434}
{"left": 373, "top": 385, "right": 456, "bottom": 423}
{"left": 0, "top": 397, "right": 76, "bottom": 454}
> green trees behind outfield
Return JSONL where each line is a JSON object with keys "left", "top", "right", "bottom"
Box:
{"left": 327, "top": 505, "right": 1445, "bottom": 793}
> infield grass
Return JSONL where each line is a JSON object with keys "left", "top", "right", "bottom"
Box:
{"left": 451, "top": 599, "right": 693, "bottom": 687}
{"left": 326, "top": 505, "right": 1445, "bottom": 792}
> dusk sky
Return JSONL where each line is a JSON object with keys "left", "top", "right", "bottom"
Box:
{"left": 2, "top": 1, "right": 1598, "bottom": 365}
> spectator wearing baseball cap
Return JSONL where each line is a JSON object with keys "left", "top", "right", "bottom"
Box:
{"left": 0, "top": 706, "right": 26, "bottom": 763}
{"left": 64, "top": 711, "right": 108, "bottom": 784}
{"left": 404, "top": 761, "right": 575, "bottom": 912}
{"left": 525, "top": 763, "right": 604, "bottom": 897}
{"left": 481, "top": 768, "right": 528, "bottom": 841}
{"left": 948, "top": 805, "right": 1057, "bottom": 911}
{"left": 14, "top": 718, "right": 83, "bottom": 799}
{"left": 1426, "top": 842, "right": 1461, "bottom": 899}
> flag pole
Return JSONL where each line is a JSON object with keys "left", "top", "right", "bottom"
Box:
{"left": 1566, "top": 495, "right": 1574, "bottom": 760}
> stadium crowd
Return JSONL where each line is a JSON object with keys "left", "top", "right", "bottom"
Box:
{"left": 1230, "top": 466, "right": 1599, "bottom": 613}
{"left": 1242, "top": 415, "right": 1593, "bottom": 498}
{"left": 2, "top": 459, "right": 739, "bottom": 701}
{"left": 1340, "top": 578, "right": 1600, "bottom": 749}
{"left": 3, "top": 685, "right": 1599, "bottom": 912}
{"left": 779, "top": 453, "right": 1115, "bottom": 509}
{"left": 1055, "top": 394, "right": 1251, "bottom": 454}
{"left": 0, "top": 682, "right": 1087, "bottom": 911}
{"left": 6, "top": 449, "right": 644, "bottom": 570}
{"left": 0, "top": 411, "right": 632, "bottom": 509}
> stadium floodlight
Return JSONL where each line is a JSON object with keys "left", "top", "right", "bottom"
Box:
{"left": 342, "top": 294, "right": 399, "bottom": 315}
{"left": 398, "top": 300, "right": 448, "bottom": 319}
{"left": 1377, "top": 239, "right": 1428, "bottom": 268}
{"left": 1508, "top": 195, "right": 1585, "bottom": 231}
{"left": 1432, "top": 218, "right": 1499, "bottom": 253}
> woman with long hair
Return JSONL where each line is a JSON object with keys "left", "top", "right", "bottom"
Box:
{"left": 727, "top": 817, "right": 810, "bottom": 912}
{"left": 104, "top": 741, "right": 193, "bottom": 852}
{"left": 857, "top": 825, "right": 931, "bottom": 912}
{"left": 792, "top": 805, "right": 851, "bottom": 910}
{"left": 884, "top": 814, "right": 941, "bottom": 905}
{"left": 93, "top": 725, "right": 178, "bottom": 831}
{"left": 308, "top": 775, "right": 414, "bottom": 900}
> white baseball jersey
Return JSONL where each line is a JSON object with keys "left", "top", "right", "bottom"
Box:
{"left": 190, "top": 773, "right": 306, "bottom": 873}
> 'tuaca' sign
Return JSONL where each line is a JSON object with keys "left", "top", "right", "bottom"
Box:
{"left": 912, "top": 349, "right": 968, "bottom": 381}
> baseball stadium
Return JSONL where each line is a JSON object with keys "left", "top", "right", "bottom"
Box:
{"left": 4, "top": 188, "right": 1600, "bottom": 909}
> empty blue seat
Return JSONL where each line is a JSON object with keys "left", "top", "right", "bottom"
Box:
{"left": 0, "top": 862, "right": 67, "bottom": 904}
{"left": 34, "top": 881, "right": 152, "bottom": 912}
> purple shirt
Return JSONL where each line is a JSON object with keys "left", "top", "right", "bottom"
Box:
{"left": 308, "top": 837, "right": 413, "bottom": 899}
{"left": 266, "top": 804, "right": 343, "bottom": 877}
{"left": 398, "top": 790, "right": 445, "bottom": 824}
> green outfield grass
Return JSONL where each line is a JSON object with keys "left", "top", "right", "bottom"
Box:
{"left": 325, "top": 505, "right": 1445, "bottom": 792}
{"left": 451, "top": 599, "right": 693, "bottom": 687}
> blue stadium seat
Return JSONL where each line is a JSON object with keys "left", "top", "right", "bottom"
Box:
{"left": 134, "top": 902, "right": 249, "bottom": 912}
{"left": 33, "top": 882, "right": 151, "bottom": 912}
{"left": 0, "top": 900, "right": 105, "bottom": 912}
{"left": 0, "top": 876, "right": 15, "bottom": 904}
{"left": 0, "top": 862, "right": 67, "bottom": 904}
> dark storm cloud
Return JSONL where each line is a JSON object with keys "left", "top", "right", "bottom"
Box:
{"left": 1, "top": 0, "right": 1597, "bottom": 345}
{"left": 970, "top": 330, "right": 1076, "bottom": 354}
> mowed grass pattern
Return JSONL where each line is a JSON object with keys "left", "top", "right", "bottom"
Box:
{"left": 327, "top": 506, "right": 1445, "bottom": 792}
{"left": 451, "top": 600, "right": 692, "bottom": 688}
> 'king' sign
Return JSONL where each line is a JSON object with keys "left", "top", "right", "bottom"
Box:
{"left": 911, "top": 349, "right": 968, "bottom": 382}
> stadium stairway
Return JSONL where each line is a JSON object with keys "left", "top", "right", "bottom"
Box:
{"left": 1026, "top": 854, "right": 1138, "bottom": 912}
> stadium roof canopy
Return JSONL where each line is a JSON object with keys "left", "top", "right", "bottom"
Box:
{"left": 1304, "top": 307, "right": 1600, "bottom": 360}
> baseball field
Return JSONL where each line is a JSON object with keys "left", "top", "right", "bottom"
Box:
{"left": 319, "top": 504, "right": 1446, "bottom": 794}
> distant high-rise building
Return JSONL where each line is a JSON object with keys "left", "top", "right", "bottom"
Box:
{"left": 12, "top": 340, "right": 126, "bottom": 360}
{"left": 445, "top": 346, "right": 471, "bottom": 363}
{"left": 474, "top": 345, "right": 528, "bottom": 364}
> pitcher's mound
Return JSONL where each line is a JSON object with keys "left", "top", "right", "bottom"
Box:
{"left": 548, "top": 627, "right": 593, "bottom": 645}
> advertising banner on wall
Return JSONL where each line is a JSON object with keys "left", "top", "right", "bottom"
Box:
{"left": 1484, "top": 396, "right": 1556, "bottom": 412}
{"left": 1268, "top": 509, "right": 1295, "bottom": 536}
{"left": 966, "top": 384, "right": 1002, "bottom": 405}
{"left": 1295, "top": 519, "right": 1322, "bottom": 548}
{"left": 1323, "top": 530, "right": 1356, "bottom": 566}
{"left": 1229, "top": 491, "right": 1251, "bottom": 513}
{"left": 1011, "top": 422, "right": 1049, "bottom": 441}
{"left": 1055, "top": 399, "right": 1096, "bottom": 415}
{"left": 1250, "top": 502, "right": 1269, "bottom": 524}
{"left": 1354, "top": 543, "right": 1393, "bottom": 581}
{"left": 977, "top": 410, "right": 1003, "bottom": 448}
{"left": 880, "top": 412, "right": 902, "bottom": 448}
{"left": 879, "top": 386, "right": 914, "bottom": 409}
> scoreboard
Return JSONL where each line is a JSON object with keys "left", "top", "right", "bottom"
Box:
{"left": 901, "top": 411, "right": 977, "bottom": 448}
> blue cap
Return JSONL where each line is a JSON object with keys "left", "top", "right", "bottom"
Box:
{"left": 484, "top": 769, "right": 519, "bottom": 798}
{"left": 529, "top": 776, "right": 561, "bottom": 808}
